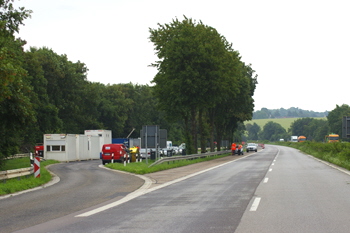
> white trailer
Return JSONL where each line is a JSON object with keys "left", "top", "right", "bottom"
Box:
{"left": 44, "top": 130, "right": 111, "bottom": 162}
{"left": 291, "top": 136, "right": 298, "bottom": 142}
{"left": 44, "top": 134, "right": 77, "bottom": 162}
{"left": 84, "top": 130, "right": 112, "bottom": 152}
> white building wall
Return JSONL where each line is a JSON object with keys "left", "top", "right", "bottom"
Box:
{"left": 43, "top": 130, "right": 111, "bottom": 162}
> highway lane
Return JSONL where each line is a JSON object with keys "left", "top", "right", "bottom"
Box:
{"left": 236, "top": 145, "right": 350, "bottom": 233}
{"left": 16, "top": 147, "right": 277, "bottom": 233}
{"left": 0, "top": 160, "right": 144, "bottom": 233}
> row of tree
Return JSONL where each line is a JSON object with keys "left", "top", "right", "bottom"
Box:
{"left": 1, "top": 3, "right": 257, "bottom": 165}
{"left": 253, "top": 107, "right": 328, "bottom": 119}
{"left": 246, "top": 104, "right": 350, "bottom": 142}
{"left": 149, "top": 17, "right": 257, "bottom": 154}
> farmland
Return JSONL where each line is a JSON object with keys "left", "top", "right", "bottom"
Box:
{"left": 245, "top": 117, "right": 326, "bottom": 131}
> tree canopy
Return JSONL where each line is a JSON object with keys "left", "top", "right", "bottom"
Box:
{"left": 149, "top": 17, "right": 257, "bottom": 153}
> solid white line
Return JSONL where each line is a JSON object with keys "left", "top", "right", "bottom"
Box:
{"left": 263, "top": 178, "right": 269, "bottom": 183}
{"left": 76, "top": 155, "right": 253, "bottom": 217}
{"left": 250, "top": 197, "right": 261, "bottom": 211}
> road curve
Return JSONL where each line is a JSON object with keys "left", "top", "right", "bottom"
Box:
{"left": 0, "top": 160, "right": 144, "bottom": 233}
{"left": 15, "top": 147, "right": 274, "bottom": 233}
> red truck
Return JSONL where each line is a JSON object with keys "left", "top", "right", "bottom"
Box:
{"left": 35, "top": 143, "right": 44, "bottom": 157}
{"left": 101, "top": 144, "right": 128, "bottom": 165}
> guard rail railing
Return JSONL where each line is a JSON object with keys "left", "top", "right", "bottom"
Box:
{"left": 148, "top": 150, "right": 230, "bottom": 167}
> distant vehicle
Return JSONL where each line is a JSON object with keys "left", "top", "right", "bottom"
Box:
{"left": 291, "top": 136, "right": 298, "bottom": 142}
{"left": 178, "top": 143, "right": 186, "bottom": 155}
{"left": 325, "top": 133, "right": 339, "bottom": 143}
{"left": 171, "top": 146, "right": 179, "bottom": 155}
{"left": 101, "top": 144, "right": 128, "bottom": 165}
{"left": 279, "top": 139, "right": 285, "bottom": 142}
{"left": 246, "top": 143, "right": 258, "bottom": 152}
{"left": 298, "top": 136, "right": 306, "bottom": 142}
{"left": 34, "top": 143, "right": 44, "bottom": 157}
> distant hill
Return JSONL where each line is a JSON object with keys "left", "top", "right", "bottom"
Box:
{"left": 253, "top": 107, "right": 328, "bottom": 119}
{"left": 245, "top": 117, "right": 326, "bottom": 131}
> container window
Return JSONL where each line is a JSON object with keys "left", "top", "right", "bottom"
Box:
{"left": 52, "top": 146, "right": 61, "bottom": 151}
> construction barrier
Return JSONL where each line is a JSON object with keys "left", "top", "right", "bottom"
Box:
{"left": 34, "top": 156, "right": 40, "bottom": 178}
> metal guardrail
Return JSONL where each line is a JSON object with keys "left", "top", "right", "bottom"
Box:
{"left": 0, "top": 166, "right": 34, "bottom": 180}
{"left": 1, "top": 153, "right": 34, "bottom": 180}
{"left": 148, "top": 150, "right": 230, "bottom": 167}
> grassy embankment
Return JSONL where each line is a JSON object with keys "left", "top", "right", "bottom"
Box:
{"left": 0, "top": 158, "right": 60, "bottom": 195}
{"left": 276, "top": 141, "right": 350, "bottom": 171}
{"left": 105, "top": 153, "right": 231, "bottom": 174}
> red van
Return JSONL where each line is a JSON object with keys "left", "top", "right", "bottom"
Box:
{"left": 101, "top": 144, "right": 128, "bottom": 165}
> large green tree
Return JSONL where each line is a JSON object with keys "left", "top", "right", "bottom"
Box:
{"left": 149, "top": 17, "right": 256, "bottom": 153}
{"left": 260, "top": 121, "right": 287, "bottom": 141}
{"left": 327, "top": 104, "right": 350, "bottom": 136}
{"left": 246, "top": 122, "right": 261, "bottom": 140}
{"left": 0, "top": 0, "right": 33, "bottom": 164}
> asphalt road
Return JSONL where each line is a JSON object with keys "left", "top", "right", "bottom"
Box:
{"left": 0, "top": 160, "right": 144, "bottom": 233}
{"left": 4, "top": 145, "right": 350, "bottom": 233}
{"left": 14, "top": 147, "right": 276, "bottom": 233}
{"left": 235, "top": 145, "right": 350, "bottom": 233}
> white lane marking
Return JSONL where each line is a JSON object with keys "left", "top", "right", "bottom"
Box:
{"left": 263, "top": 178, "right": 269, "bottom": 183}
{"left": 272, "top": 163, "right": 275, "bottom": 166}
{"left": 76, "top": 155, "right": 252, "bottom": 217}
{"left": 250, "top": 197, "right": 261, "bottom": 211}
{"left": 269, "top": 168, "right": 272, "bottom": 172}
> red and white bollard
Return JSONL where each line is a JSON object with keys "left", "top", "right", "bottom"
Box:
{"left": 34, "top": 156, "right": 40, "bottom": 178}
{"left": 111, "top": 153, "right": 114, "bottom": 164}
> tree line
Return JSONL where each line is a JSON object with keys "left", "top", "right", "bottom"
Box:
{"left": 1, "top": 3, "right": 257, "bottom": 164}
{"left": 253, "top": 107, "right": 328, "bottom": 119}
{"left": 246, "top": 104, "right": 350, "bottom": 142}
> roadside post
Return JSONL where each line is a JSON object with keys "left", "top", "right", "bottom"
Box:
{"left": 34, "top": 156, "right": 40, "bottom": 178}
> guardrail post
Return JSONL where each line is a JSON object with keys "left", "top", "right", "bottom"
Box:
{"left": 111, "top": 153, "right": 114, "bottom": 164}
{"left": 34, "top": 156, "right": 40, "bottom": 178}
{"left": 124, "top": 154, "right": 126, "bottom": 166}
{"left": 30, "top": 152, "right": 34, "bottom": 165}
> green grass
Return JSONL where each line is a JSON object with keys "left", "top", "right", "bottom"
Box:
{"left": 106, "top": 153, "right": 231, "bottom": 174}
{"left": 275, "top": 141, "right": 350, "bottom": 171}
{"left": 1, "top": 157, "right": 32, "bottom": 171}
{"left": 245, "top": 117, "right": 326, "bottom": 131}
{"left": 0, "top": 159, "right": 60, "bottom": 196}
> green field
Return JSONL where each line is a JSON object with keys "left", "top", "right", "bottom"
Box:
{"left": 245, "top": 117, "right": 326, "bottom": 131}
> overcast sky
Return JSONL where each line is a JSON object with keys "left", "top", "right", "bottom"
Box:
{"left": 14, "top": 0, "right": 350, "bottom": 112}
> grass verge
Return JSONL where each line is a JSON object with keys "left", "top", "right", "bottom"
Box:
{"left": 0, "top": 159, "right": 60, "bottom": 196}
{"left": 2, "top": 157, "right": 32, "bottom": 170}
{"left": 106, "top": 153, "right": 231, "bottom": 174}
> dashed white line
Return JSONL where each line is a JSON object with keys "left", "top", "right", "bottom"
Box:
{"left": 250, "top": 197, "right": 261, "bottom": 211}
{"left": 269, "top": 168, "right": 272, "bottom": 172}
{"left": 263, "top": 178, "right": 269, "bottom": 183}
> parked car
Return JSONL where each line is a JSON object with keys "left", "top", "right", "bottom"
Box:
{"left": 246, "top": 143, "right": 258, "bottom": 152}
{"left": 101, "top": 144, "right": 128, "bottom": 165}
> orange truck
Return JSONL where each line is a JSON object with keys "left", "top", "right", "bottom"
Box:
{"left": 297, "top": 136, "right": 306, "bottom": 142}
{"left": 325, "top": 134, "right": 339, "bottom": 143}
